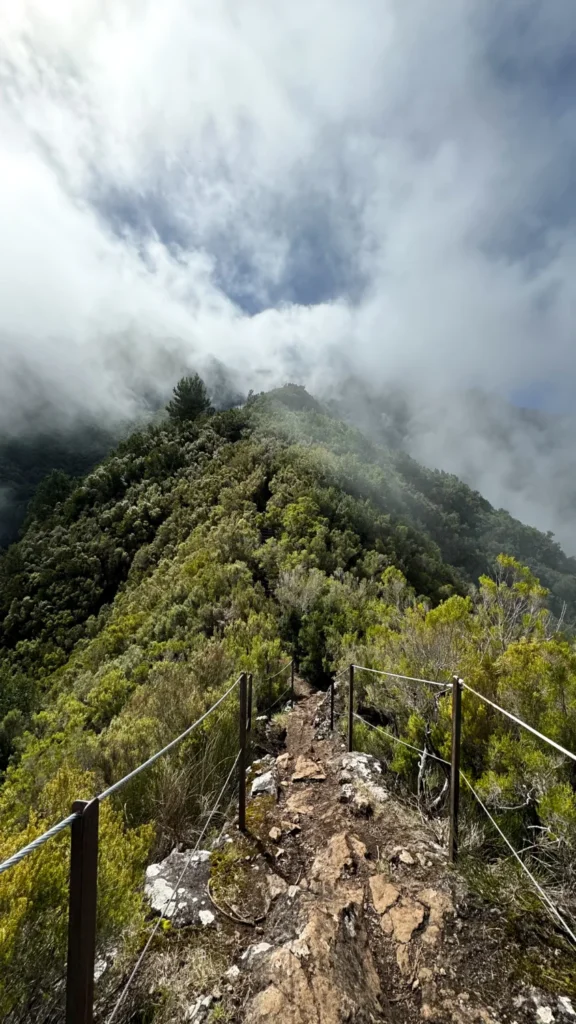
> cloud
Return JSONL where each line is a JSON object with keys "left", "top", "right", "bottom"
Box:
{"left": 1, "top": 0, "right": 576, "bottom": 544}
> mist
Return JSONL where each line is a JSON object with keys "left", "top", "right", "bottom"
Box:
{"left": 2, "top": 1, "right": 576, "bottom": 548}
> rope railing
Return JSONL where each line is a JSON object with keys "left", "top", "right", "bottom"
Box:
{"left": 352, "top": 664, "right": 451, "bottom": 689}
{"left": 460, "top": 681, "right": 576, "bottom": 764}
{"left": 352, "top": 712, "right": 451, "bottom": 766}
{"left": 460, "top": 771, "right": 576, "bottom": 948}
{"left": 108, "top": 749, "right": 242, "bottom": 1022}
{"left": 0, "top": 675, "right": 243, "bottom": 878}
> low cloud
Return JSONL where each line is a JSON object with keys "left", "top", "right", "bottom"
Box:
{"left": 1, "top": 0, "right": 576, "bottom": 545}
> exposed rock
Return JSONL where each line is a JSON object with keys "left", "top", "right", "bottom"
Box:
{"left": 276, "top": 752, "right": 291, "bottom": 768}
{"left": 145, "top": 848, "right": 211, "bottom": 927}
{"left": 389, "top": 897, "right": 426, "bottom": 942}
{"left": 245, "top": 901, "right": 381, "bottom": 1024}
{"left": 198, "top": 909, "right": 215, "bottom": 926}
{"left": 241, "top": 942, "right": 274, "bottom": 963}
{"left": 309, "top": 832, "right": 368, "bottom": 889}
{"left": 341, "top": 751, "right": 383, "bottom": 780}
{"left": 266, "top": 874, "right": 288, "bottom": 901}
{"left": 351, "top": 793, "right": 372, "bottom": 817}
{"left": 286, "top": 789, "right": 315, "bottom": 815}
{"left": 225, "top": 965, "right": 240, "bottom": 980}
{"left": 399, "top": 849, "right": 416, "bottom": 865}
{"left": 251, "top": 771, "right": 277, "bottom": 798}
{"left": 287, "top": 884, "right": 300, "bottom": 899}
{"left": 338, "top": 783, "right": 355, "bottom": 804}
{"left": 416, "top": 887, "right": 454, "bottom": 926}
{"left": 369, "top": 875, "right": 400, "bottom": 914}
{"left": 280, "top": 819, "right": 301, "bottom": 834}
{"left": 537, "top": 1010, "right": 555, "bottom": 1024}
{"left": 559, "top": 998, "right": 576, "bottom": 1018}
{"left": 291, "top": 756, "right": 327, "bottom": 782}
{"left": 268, "top": 826, "right": 282, "bottom": 842}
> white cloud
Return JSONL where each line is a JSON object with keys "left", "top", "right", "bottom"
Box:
{"left": 1, "top": 0, "right": 576, "bottom": 542}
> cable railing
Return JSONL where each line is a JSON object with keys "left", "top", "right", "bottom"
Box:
{"left": 341, "top": 661, "right": 576, "bottom": 949}
{"left": 0, "top": 658, "right": 297, "bottom": 1024}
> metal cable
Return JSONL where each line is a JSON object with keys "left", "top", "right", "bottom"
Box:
{"left": 460, "top": 682, "right": 576, "bottom": 764}
{"left": 108, "top": 748, "right": 242, "bottom": 1023}
{"left": 98, "top": 676, "right": 242, "bottom": 801}
{"left": 268, "top": 685, "right": 292, "bottom": 713}
{"left": 0, "top": 678, "right": 242, "bottom": 878}
{"left": 460, "top": 771, "right": 576, "bottom": 947}
{"left": 353, "top": 664, "right": 451, "bottom": 689}
{"left": 263, "top": 660, "right": 292, "bottom": 682}
{"left": 353, "top": 713, "right": 451, "bottom": 765}
{"left": 0, "top": 812, "right": 79, "bottom": 877}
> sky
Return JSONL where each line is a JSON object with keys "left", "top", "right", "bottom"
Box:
{"left": 1, "top": 0, "right": 576, "bottom": 545}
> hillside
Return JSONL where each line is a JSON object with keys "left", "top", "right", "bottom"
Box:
{"left": 2, "top": 382, "right": 576, "bottom": 1020}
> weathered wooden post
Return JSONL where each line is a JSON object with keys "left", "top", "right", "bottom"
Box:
{"left": 238, "top": 673, "right": 247, "bottom": 832}
{"left": 330, "top": 676, "right": 335, "bottom": 731}
{"left": 347, "top": 664, "right": 355, "bottom": 752}
{"left": 247, "top": 673, "right": 253, "bottom": 733}
{"left": 66, "top": 798, "right": 99, "bottom": 1024}
{"left": 267, "top": 662, "right": 272, "bottom": 721}
{"left": 448, "top": 676, "right": 462, "bottom": 863}
{"left": 290, "top": 659, "right": 295, "bottom": 706}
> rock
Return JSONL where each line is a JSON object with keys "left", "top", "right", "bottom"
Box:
{"left": 225, "top": 965, "right": 240, "bottom": 980}
{"left": 281, "top": 820, "right": 301, "bottom": 834}
{"left": 341, "top": 751, "right": 382, "bottom": 780}
{"left": 244, "top": 901, "right": 380, "bottom": 1024}
{"left": 287, "top": 885, "right": 300, "bottom": 898}
{"left": 369, "top": 876, "right": 400, "bottom": 915}
{"left": 266, "top": 874, "right": 288, "bottom": 901}
{"left": 268, "top": 826, "right": 282, "bottom": 842}
{"left": 352, "top": 794, "right": 372, "bottom": 817}
{"left": 291, "top": 757, "right": 327, "bottom": 782}
{"left": 389, "top": 898, "right": 426, "bottom": 942}
{"left": 286, "top": 789, "right": 315, "bottom": 815}
{"left": 310, "top": 832, "right": 368, "bottom": 889}
{"left": 338, "top": 784, "right": 355, "bottom": 804}
{"left": 339, "top": 770, "right": 353, "bottom": 784}
{"left": 145, "top": 848, "right": 211, "bottom": 927}
{"left": 416, "top": 888, "right": 454, "bottom": 927}
{"left": 537, "top": 1010, "right": 555, "bottom": 1024}
{"left": 276, "top": 752, "right": 291, "bottom": 767}
{"left": 199, "top": 909, "right": 215, "bottom": 926}
{"left": 241, "top": 942, "right": 273, "bottom": 963}
{"left": 251, "top": 771, "right": 277, "bottom": 798}
{"left": 399, "top": 849, "right": 415, "bottom": 866}
{"left": 559, "top": 998, "right": 576, "bottom": 1018}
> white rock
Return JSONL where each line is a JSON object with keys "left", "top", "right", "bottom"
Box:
{"left": 399, "top": 849, "right": 415, "bottom": 865}
{"left": 251, "top": 771, "right": 277, "bottom": 797}
{"left": 199, "top": 910, "right": 215, "bottom": 926}
{"left": 241, "top": 942, "right": 273, "bottom": 962}
{"left": 225, "top": 965, "right": 241, "bottom": 980}
{"left": 287, "top": 885, "right": 300, "bottom": 898}
{"left": 537, "top": 1008, "right": 555, "bottom": 1024}
{"left": 559, "top": 999, "right": 576, "bottom": 1018}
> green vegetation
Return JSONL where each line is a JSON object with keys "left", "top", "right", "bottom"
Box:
{"left": 2, "top": 380, "right": 576, "bottom": 1015}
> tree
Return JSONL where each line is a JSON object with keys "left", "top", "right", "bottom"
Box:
{"left": 166, "top": 374, "right": 213, "bottom": 423}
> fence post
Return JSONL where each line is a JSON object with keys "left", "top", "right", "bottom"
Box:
{"left": 448, "top": 676, "right": 462, "bottom": 864}
{"left": 267, "top": 662, "right": 272, "bottom": 721}
{"left": 330, "top": 675, "right": 335, "bottom": 731}
{"left": 238, "top": 673, "right": 247, "bottom": 833}
{"left": 66, "top": 798, "right": 99, "bottom": 1024}
{"left": 347, "top": 664, "right": 354, "bottom": 752}
{"left": 290, "top": 659, "right": 295, "bottom": 706}
{"left": 247, "top": 673, "right": 253, "bottom": 734}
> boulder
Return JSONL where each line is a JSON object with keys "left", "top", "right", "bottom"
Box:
{"left": 145, "top": 848, "right": 211, "bottom": 927}
{"left": 251, "top": 771, "right": 278, "bottom": 797}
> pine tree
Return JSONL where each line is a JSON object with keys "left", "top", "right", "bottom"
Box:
{"left": 166, "top": 374, "right": 213, "bottom": 422}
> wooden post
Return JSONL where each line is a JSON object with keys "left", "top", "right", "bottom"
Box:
{"left": 66, "top": 798, "right": 99, "bottom": 1024}
{"left": 267, "top": 663, "right": 272, "bottom": 721}
{"left": 247, "top": 673, "right": 253, "bottom": 733}
{"left": 448, "top": 676, "right": 462, "bottom": 864}
{"left": 330, "top": 676, "right": 335, "bottom": 731}
{"left": 290, "top": 660, "right": 295, "bottom": 706}
{"left": 238, "top": 673, "right": 247, "bottom": 833}
{"left": 347, "top": 664, "right": 354, "bottom": 752}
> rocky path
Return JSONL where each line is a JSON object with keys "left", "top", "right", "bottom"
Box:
{"left": 139, "top": 686, "right": 574, "bottom": 1024}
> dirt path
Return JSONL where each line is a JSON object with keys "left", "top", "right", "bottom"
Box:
{"left": 221, "top": 686, "right": 554, "bottom": 1024}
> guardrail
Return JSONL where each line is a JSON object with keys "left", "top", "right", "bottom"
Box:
{"left": 341, "top": 662, "right": 576, "bottom": 949}
{"left": 0, "top": 659, "right": 296, "bottom": 1024}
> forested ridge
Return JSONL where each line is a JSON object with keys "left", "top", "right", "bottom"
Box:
{"left": 2, "top": 381, "right": 576, "bottom": 1017}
